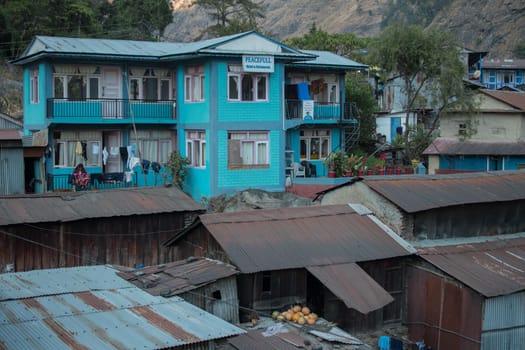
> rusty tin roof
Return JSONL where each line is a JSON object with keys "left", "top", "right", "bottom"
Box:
{"left": 423, "top": 138, "right": 525, "bottom": 155}
{"left": 185, "top": 204, "right": 413, "bottom": 273}
{"left": 117, "top": 257, "right": 239, "bottom": 297}
{"left": 359, "top": 171, "right": 525, "bottom": 213}
{"left": 0, "top": 186, "right": 204, "bottom": 226}
{"left": 0, "top": 265, "right": 244, "bottom": 350}
{"left": 416, "top": 234, "right": 525, "bottom": 297}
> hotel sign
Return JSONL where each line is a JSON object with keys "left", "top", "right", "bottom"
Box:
{"left": 242, "top": 55, "right": 274, "bottom": 73}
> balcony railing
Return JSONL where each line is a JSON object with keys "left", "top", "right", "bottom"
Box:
{"left": 47, "top": 172, "right": 137, "bottom": 192}
{"left": 285, "top": 100, "right": 359, "bottom": 121}
{"left": 47, "top": 98, "right": 176, "bottom": 121}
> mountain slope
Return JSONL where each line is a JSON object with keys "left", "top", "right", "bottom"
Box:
{"left": 166, "top": 0, "right": 525, "bottom": 58}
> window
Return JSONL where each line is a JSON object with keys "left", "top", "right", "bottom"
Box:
{"left": 228, "top": 131, "right": 269, "bottom": 168}
{"left": 300, "top": 129, "right": 330, "bottom": 160}
{"left": 30, "top": 68, "right": 39, "bottom": 104}
{"left": 184, "top": 65, "right": 205, "bottom": 102}
{"left": 53, "top": 65, "right": 100, "bottom": 99}
{"left": 128, "top": 68, "right": 173, "bottom": 101}
{"left": 186, "top": 130, "right": 206, "bottom": 168}
{"left": 383, "top": 267, "right": 402, "bottom": 322}
{"left": 262, "top": 272, "right": 272, "bottom": 293}
{"left": 135, "top": 130, "right": 173, "bottom": 163}
{"left": 227, "top": 65, "right": 268, "bottom": 101}
{"left": 458, "top": 123, "right": 467, "bottom": 136}
{"left": 53, "top": 131, "right": 102, "bottom": 167}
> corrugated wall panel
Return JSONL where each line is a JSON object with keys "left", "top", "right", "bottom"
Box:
{"left": 0, "top": 148, "right": 25, "bottom": 195}
{"left": 481, "top": 292, "right": 525, "bottom": 350}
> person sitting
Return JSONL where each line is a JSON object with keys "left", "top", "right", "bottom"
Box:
{"left": 72, "top": 163, "right": 90, "bottom": 191}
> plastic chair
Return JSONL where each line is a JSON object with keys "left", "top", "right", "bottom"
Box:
{"left": 292, "top": 162, "right": 306, "bottom": 177}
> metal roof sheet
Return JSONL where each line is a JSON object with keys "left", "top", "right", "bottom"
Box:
{"left": 306, "top": 263, "right": 394, "bottom": 314}
{"left": 481, "top": 90, "right": 525, "bottom": 110}
{"left": 0, "top": 186, "right": 204, "bottom": 226}
{"left": 423, "top": 137, "right": 525, "bottom": 155}
{"left": 0, "top": 129, "right": 21, "bottom": 141}
{"left": 0, "top": 266, "right": 244, "bottom": 350}
{"left": 117, "top": 257, "right": 239, "bottom": 297}
{"left": 295, "top": 50, "right": 368, "bottom": 69}
{"left": 195, "top": 205, "right": 412, "bottom": 273}
{"left": 417, "top": 235, "right": 525, "bottom": 297}
{"left": 483, "top": 58, "right": 525, "bottom": 69}
{"left": 359, "top": 170, "right": 525, "bottom": 213}
{"left": 13, "top": 32, "right": 315, "bottom": 65}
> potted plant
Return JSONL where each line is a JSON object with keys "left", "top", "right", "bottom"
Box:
{"left": 375, "top": 158, "right": 385, "bottom": 175}
{"left": 324, "top": 152, "right": 345, "bottom": 177}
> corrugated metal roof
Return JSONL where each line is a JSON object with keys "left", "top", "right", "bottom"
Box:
{"left": 193, "top": 204, "right": 412, "bottom": 273}
{"left": 306, "top": 263, "right": 394, "bottom": 314}
{"left": 0, "top": 129, "right": 21, "bottom": 141}
{"left": 483, "top": 58, "right": 525, "bottom": 69}
{"left": 359, "top": 170, "right": 525, "bottom": 213}
{"left": 0, "top": 186, "right": 204, "bottom": 226}
{"left": 13, "top": 31, "right": 315, "bottom": 65}
{"left": 295, "top": 50, "right": 368, "bottom": 70}
{"left": 423, "top": 137, "right": 525, "bottom": 155}
{"left": 0, "top": 265, "right": 244, "bottom": 350}
{"left": 117, "top": 257, "right": 239, "bottom": 297}
{"left": 417, "top": 235, "right": 525, "bottom": 297}
{"left": 481, "top": 90, "right": 525, "bottom": 111}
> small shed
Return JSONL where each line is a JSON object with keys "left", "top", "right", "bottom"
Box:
{"left": 117, "top": 257, "right": 241, "bottom": 323}
{"left": 0, "top": 113, "right": 24, "bottom": 195}
{"left": 0, "top": 186, "right": 205, "bottom": 272}
{"left": 316, "top": 171, "right": 525, "bottom": 240}
{"left": 164, "top": 204, "right": 415, "bottom": 332}
{"left": 407, "top": 234, "right": 525, "bottom": 350}
{"left": 0, "top": 265, "right": 244, "bottom": 350}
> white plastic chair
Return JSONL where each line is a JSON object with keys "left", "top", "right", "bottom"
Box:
{"left": 292, "top": 162, "right": 306, "bottom": 177}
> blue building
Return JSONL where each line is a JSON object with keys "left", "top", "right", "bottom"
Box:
{"left": 12, "top": 31, "right": 366, "bottom": 201}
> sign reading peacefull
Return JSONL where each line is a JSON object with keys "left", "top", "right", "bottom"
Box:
{"left": 242, "top": 55, "right": 274, "bottom": 73}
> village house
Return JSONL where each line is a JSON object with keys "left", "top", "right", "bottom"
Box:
{"left": 407, "top": 234, "right": 525, "bottom": 350}
{"left": 117, "top": 257, "right": 241, "bottom": 324}
{"left": 0, "top": 265, "right": 244, "bottom": 349}
{"left": 0, "top": 186, "right": 204, "bottom": 272}
{"left": 10, "top": 31, "right": 367, "bottom": 201}
{"left": 163, "top": 204, "right": 416, "bottom": 333}
{"left": 0, "top": 113, "right": 24, "bottom": 195}
{"left": 315, "top": 171, "right": 525, "bottom": 241}
{"left": 423, "top": 89, "right": 525, "bottom": 174}
{"left": 475, "top": 58, "right": 525, "bottom": 91}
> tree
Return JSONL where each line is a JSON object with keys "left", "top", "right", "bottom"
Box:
{"left": 111, "top": 0, "right": 173, "bottom": 40}
{"left": 191, "top": 0, "right": 265, "bottom": 37}
{"left": 368, "top": 24, "right": 472, "bottom": 161}
{"left": 345, "top": 74, "right": 378, "bottom": 146}
{"left": 284, "top": 24, "right": 369, "bottom": 62}
{"left": 0, "top": 0, "right": 104, "bottom": 59}
{"left": 513, "top": 44, "right": 525, "bottom": 59}
{"left": 164, "top": 150, "right": 190, "bottom": 189}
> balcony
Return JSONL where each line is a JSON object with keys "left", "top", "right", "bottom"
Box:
{"left": 46, "top": 98, "right": 176, "bottom": 123}
{"left": 47, "top": 172, "right": 137, "bottom": 192}
{"left": 285, "top": 100, "right": 359, "bottom": 122}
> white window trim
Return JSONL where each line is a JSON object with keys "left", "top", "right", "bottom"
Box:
{"left": 186, "top": 130, "right": 206, "bottom": 168}
{"left": 184, "top": 66, "right": 205, "bottom": 102}
{"left": 300, "top": 129, "right": 331, "bottom": 161}
{"left": 227, "top": 65, "right": 268, "bottom": 102}
{"left": 229, "top": 131, "right": 269, "bottom": 166}
{"left": 30, "top": 68, "right": 39, "bottom": 104}
{"left": 53, "top": 74, "right": 100, "bottom": 99}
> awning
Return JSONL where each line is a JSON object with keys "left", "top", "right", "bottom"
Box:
{"left": 307, "top": 263, "right": 394, "bottom": 314}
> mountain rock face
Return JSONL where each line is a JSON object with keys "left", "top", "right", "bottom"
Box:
{"left": 166, "top": 0, "right": 525, "bottom": 58}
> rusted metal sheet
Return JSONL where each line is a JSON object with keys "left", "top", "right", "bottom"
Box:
{"left": 0, "top": 129, "right": 21, "bottom": 141}
{"left": 306, "top": 263, "right": 394, "bottom": 314}
{"left": 407, "top": 264, "right": 483, "bottom": 350}
{"left": 424, "top": 138, "right": 525, "bottom": 155}
{"left": 227, "top": 329, "right": 299, "bottom": 350}
{"left": 0, "top": 265, "right": 244, "bottom": 350}
{"left": 0, "top": 186, "right": 205, "bottom": 226}
{"left": 418, "top": 236, "right": 525, "bottom": 297}
{"left": 361, "top": 171, "right": 525, "bottom": 213}
{"left": 192, "top": 205, "right": 412, "bottom": 273}
{"left": 117, "top": 257, "right": 239, "bottom": 297}
{"left": 482, "top": 89, "right": 525, "bottom": 110}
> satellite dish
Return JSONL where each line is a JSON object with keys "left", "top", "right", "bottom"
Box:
{"left": 472, "top": 70, "right": 481, "bottom": 79}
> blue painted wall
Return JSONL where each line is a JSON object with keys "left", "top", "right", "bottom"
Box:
{"left": 439, "top": 155, "right": 525, "bottom": 171}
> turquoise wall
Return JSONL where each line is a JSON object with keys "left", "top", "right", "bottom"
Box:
{"left": 438, "top": 155, "right": 525, "bottom": 171}
{"left": 24, "top": 62, "right": 49, "bottom": 130}
{"left": 177, "top": 64, "right": 210, "bottom": 124}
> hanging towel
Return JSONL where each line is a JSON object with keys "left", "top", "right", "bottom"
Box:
{"left": 141, "top": 159, "right": 151, "bottom": 174}
{"left": 102, "top": 147, "right": 109, "bottom": 166}
{"left": 127, "top": 145, "right": 134, "bottom": 170}
{"left": 378, "top": 336, "right": 390, "bottom": 350}
{"left": 75, "top": 141, "right": 83, "bottom": 155}
{"left": 151, "top": 162, "right": 161, "bottom": 173}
